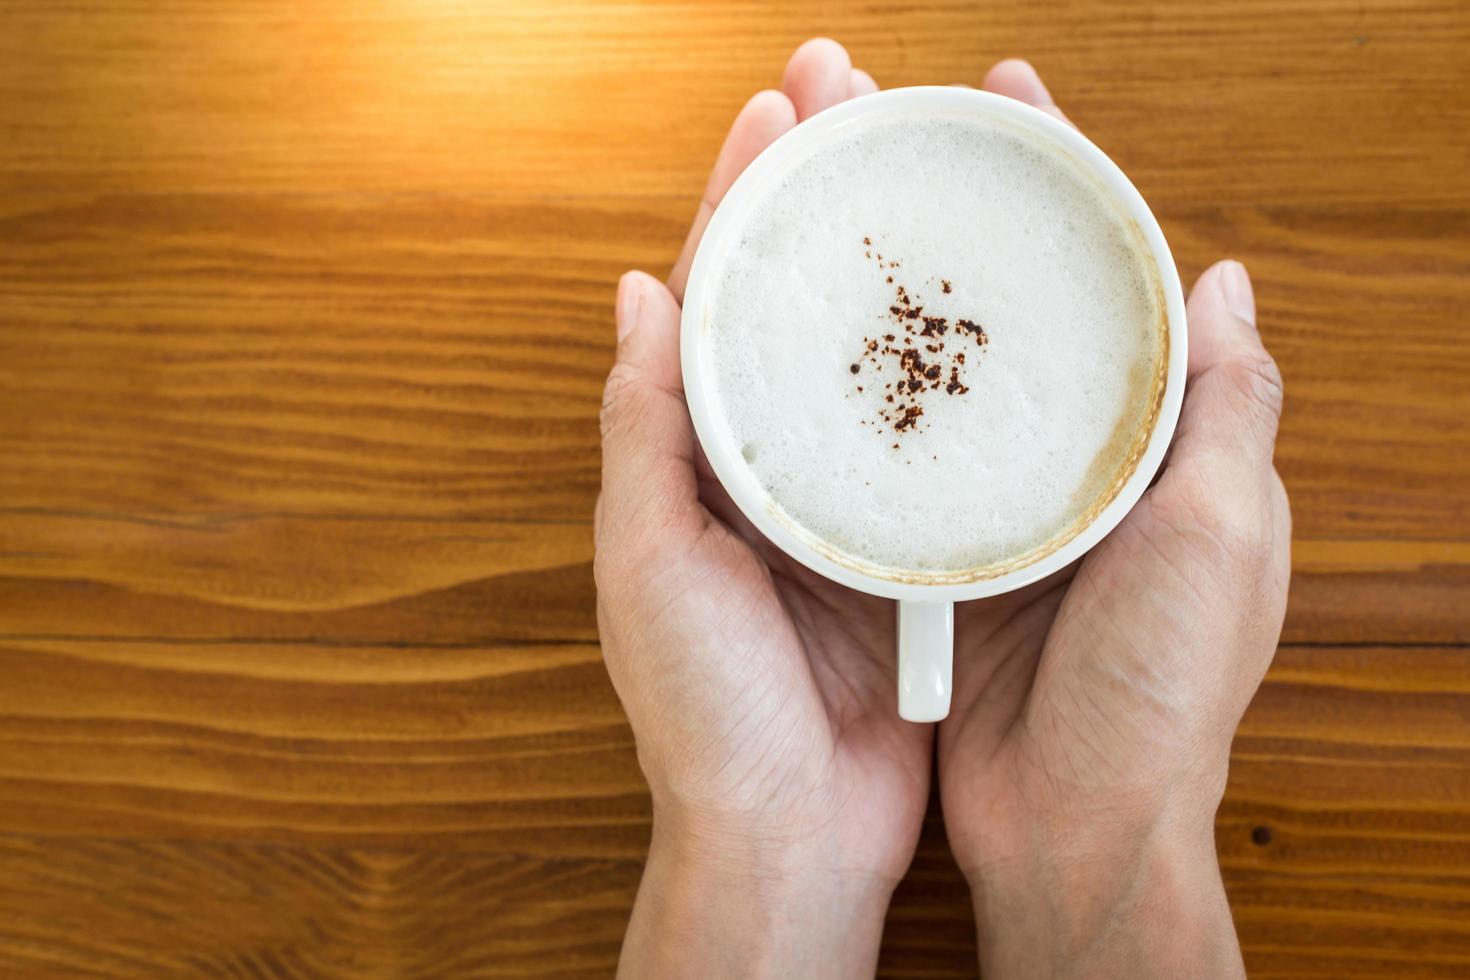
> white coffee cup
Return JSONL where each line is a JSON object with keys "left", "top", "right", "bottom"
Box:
{"left": 680, "top": 87, "right": 1188, "bottom": 723}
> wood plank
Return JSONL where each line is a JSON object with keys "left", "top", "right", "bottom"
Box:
{"left": 0, "top": 1, "right": 1465, "bottom": 207}
{"left": 0, "top": 635, "right": 643, "bottom": 851}
{"left": 4, "top": 829, "right": 1465, "bottom": 979}
{"left": 1286, "top": 540, "right": 1470, "bottom": 644}
{"left": 0, "top": 511, "right": 589, "bottom": 614}
{"left": 0, "top": 193, "right": 651, "bottom": 522}
{"left": 0, "top": 513, "right": 1465, "bottom": 645}
{"left": 0, "top": 566, "right": 600, "bottom": 646}
{"left": 2, "top": 196, "right": 1466, "bottom": 537}
{"left": 0, "top": 645, "right": 1465, "bottom": 976}
{"left": 1, "top": 642, "right": 1464, "bottom": 852}
{"left": 0, "top": 834, "right": 634, "bottom": 978}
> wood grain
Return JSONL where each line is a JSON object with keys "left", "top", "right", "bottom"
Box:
{"left": 1, "top": 645, "right": 1466, "bottom": 977}
{"left": 0, "top": 0, "right": 1467, "bottom": 976}
{"left": 1, "top": 1, "right": 1466, "bottom": 206}
{"left": 2, "top": 194, "right": 1466, "bottom": 536}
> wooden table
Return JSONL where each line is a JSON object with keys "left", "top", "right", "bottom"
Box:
{"left": 1, "top": 2, "right": 1466, "bottom": 976}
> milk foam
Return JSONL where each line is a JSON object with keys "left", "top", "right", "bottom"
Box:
{"left": 704, "top": 112, "right": 1163, "bottom": 575}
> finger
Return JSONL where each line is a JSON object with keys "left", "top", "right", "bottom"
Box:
{"left": 1164, "top": 260, "right": 1284, "bottom": 491}
{"left": 981, "top": 58, "right": 1073, "bottom": 127}
{"left": 849, "top": 67, "right": 879, "bottom": 98}
{"left": 1186, "top": 259, "right": 1258, "bottom": 378}
{"left": 667, "top": 89, "right": 798, "bottom": 302}
{"left": 598, "top": 271, "right": 704, "bottom": 552}
{"left": 781, "top": 37, "right": 854, "bottom": 121}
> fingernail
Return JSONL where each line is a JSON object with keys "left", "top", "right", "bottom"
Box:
{"left": 1220, "top": 260, "right": 1255, "bottom": 328}
{"left": 616, "top": 271, "right": 645, "bottom": 342}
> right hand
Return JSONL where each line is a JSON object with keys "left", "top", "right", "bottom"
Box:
{"left": 937, "top": 60, "right": 1292, "bottom": 979}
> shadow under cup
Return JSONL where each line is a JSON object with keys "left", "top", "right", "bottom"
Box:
{"left": 680, "top": 86, "right": 1188, "bottom": 722}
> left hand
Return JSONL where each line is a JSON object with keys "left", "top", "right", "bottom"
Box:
{"left": 595, "top": 40, "right": 923, "bottom": 979}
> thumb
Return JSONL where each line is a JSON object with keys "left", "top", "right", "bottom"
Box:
{"left": 596, "top": 271, "right": 702, "bottom": 560}
{"left": 1165, "top": 260, "right": 1285, "bottom": 500}
{"left": 1147, "top": 260, "right": 1290, "bottom": 586}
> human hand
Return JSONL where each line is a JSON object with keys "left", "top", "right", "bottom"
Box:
{"left": 594, "top": 40, "right": 920, "bottom": 978}
{"left": 937, "top": 61, "right": 1291, "bottom": 980}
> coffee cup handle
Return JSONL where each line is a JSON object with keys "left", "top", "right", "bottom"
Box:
{"left": 897, "top": 601, "right": 953, "bottom": 722}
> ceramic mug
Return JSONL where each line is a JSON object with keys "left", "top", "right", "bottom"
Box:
{"left": 680, "top": 86, "right": 1188, "bottom": 722}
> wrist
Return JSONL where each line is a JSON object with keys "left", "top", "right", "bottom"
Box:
{"left": 963, "top": 815, "right": 1244, "bottom": 980}
{"left": 645, "top": 766, "right": 925, "bottom": 884}
{"left": 617, "top": 802, "right": 899, "bottom": 979}
{"left": 649, "top": 797, "right": 901, "bottom": 934}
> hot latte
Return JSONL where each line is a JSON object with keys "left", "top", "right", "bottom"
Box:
{"left": 701, "top": 110, "right": 1167, "bottom": 580}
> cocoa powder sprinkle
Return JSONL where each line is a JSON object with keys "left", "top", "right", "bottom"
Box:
{"left": 956, "top": 319, "right": 988, "bottom": 345}
{"left": 850, "top": 236, "right": 990, "bottom": 442}
{"left": 894, "top": 405, "right": 924, "bottom": 430}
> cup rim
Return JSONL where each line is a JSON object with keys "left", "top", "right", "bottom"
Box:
{"left": 679, "top": 85, "right": 1188, "bottom": 602}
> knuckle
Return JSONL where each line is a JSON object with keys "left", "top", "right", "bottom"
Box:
{"left": 1215, "top": 506, "right": 1266, "bottom": 559}
{"left": 1155, "top": 476, "right": 1272, "bottom": 570}
{"left": 1223, "top": 351, "right": 1285, "bottom": 421}
{"left": 1196, "top": 494, "right": 1273, "bottom": 567}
